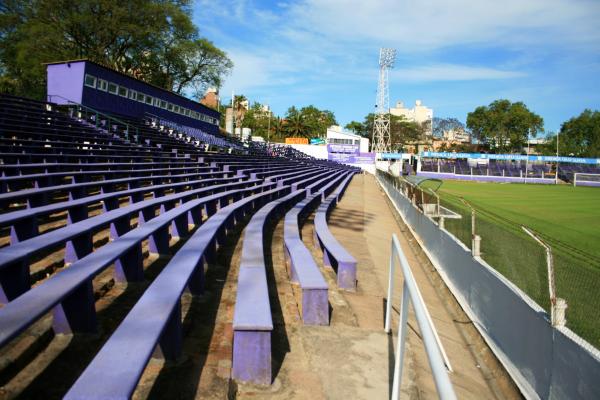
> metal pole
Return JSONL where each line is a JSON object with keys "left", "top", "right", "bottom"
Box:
{"left": 385, "top": 239, "right": 395, "bottom": 333}
{"left": 555, "top": 131, "right": 559, "bottom": 184}
{"left": 267, "top": 109, "right": 271, "bottom": 143}
{"left": 525, "top": 128, "right": 530, "bottom": 183}
{"left": 391, "top": 284, "right": 409, "bottom": 399}
{"left": 390, "top": 234, "right": 456, "bottom": 400}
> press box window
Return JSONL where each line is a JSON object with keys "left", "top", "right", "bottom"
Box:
{"left": 167, "top": 103, "right": 174, "bottom": 111}
{"left": 118, "top": 86, "right": 128, "bottom": 97}
{"left": 153, "top": 98, "right": 160, "bottom": 107}
{"left": 174, "top": 105, "right": 180, "bottom": 113}
{"left": 107, "top": 82, "right": 118, "bottom": 95}
{"left": 160, "top": 100, "right": 167, "bottom": 109}
{"left": 129, "top": 90, "right": 137, "bottom": 100}
{"left": 145, "top": 95, "right": 153, "bottom": 105}
{"left": 97, "top": 79, "right": 108, "bottom": 91}
{"left": 136, "top": 92, "right": 145, "bottom": 102}
{"left": 184, "top": 109, "right": 191, "bottom": 117}
{"left": 84, "top": 74, "right": 96, "bottom": 88}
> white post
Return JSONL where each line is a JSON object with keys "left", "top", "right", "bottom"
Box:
{"left": 472, "top": 235, "right": 481, "bottom": 257}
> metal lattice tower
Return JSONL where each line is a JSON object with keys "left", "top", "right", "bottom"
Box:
{"left": 371, "top": 48, "right": 396, "bottom": 153}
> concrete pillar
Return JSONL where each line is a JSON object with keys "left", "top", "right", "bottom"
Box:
{"left": 553, "top": 298, "right": 568, "bottom": 327}
{"left": 472, "top": 235, "right": 481, "bottom": 257}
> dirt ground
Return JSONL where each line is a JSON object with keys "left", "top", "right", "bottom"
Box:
{"left": 0, "top": 174, "right": 522, "bottom": 399}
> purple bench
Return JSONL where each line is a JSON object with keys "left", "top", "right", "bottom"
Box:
{"left": 0, "top": 164, "right": 217, "bottom": 192}
{"left": 232, "top": 188, "right": 307, "bottom": 385}
{"left": 0, "top": 183, "right": 275, "bottom": 353}
{"left": 0, "top": 178, "right": 258, "bottom": 303}
{"left": 0, "top": 169, "right": 233, "bottom": 209}
{"left": 282, "top": 171, "right": 351, "bottom": 325}
{"left": 0, "top": 176, "right": 241, "bottom": 244}
{"left": 313, "top": 173, "right": 357, "bottom": 290}
{"left": 63, "top": 185, "right": 286, "bottom": 400}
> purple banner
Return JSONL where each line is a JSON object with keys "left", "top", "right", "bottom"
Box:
{"left": 327, "top": 144, "right": 359, "bottom": 154}
{"left": 328, "top": 152, "right": 375, "bottom": 164}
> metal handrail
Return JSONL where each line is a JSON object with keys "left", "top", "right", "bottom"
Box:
{"left": 385, "top": 233, "right": 456, "bottom": 400}
{"left": 47, "top": 94, "right": 138, "bottom": 141}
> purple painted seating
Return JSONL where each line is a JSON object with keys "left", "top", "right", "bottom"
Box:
{"left": 282, "top": 171, "right": 350, "bottom": 326}
{"left": 0, "top": 169, "right": 233, "bottom": 209}
{"left": 233, "top": 188, "right": 306, "bottom": 385}
{"left": 0, "top": 151, "right": 195, "bottom": 165}
{"left": 313, "top": 173, "right": 357, "bottom": 290}
{"left": 0, "top": 183, "right": 274, "bottom": 354}
{"left": 0, "top": 164, "right": 217, "bottom": 193}
{"left": 63, "top": 185, "right": 285, "bottom": 400}
{"left": 0, "top": 176, "right": 241, "bottom": 244}
{"left": 265, "top": 167, "right": 323, "bottom": 185}
{"left": 0, "top": 160, "right": 210, "bottom": 177}
{"left": 0, "top": 179, "right": 259, "bottom": 303}
{"left": 304, "top": 170, "right": 346, "bottom": 194}
{"left": 236, "top": 164, "right": 304, "bottom": 179}
{"left": 281, "top": 168, "right": 328, "bottom": 189}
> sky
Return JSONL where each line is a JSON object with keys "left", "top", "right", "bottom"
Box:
{"left": 193, "top": 0, "right": 600, "bottom": 134}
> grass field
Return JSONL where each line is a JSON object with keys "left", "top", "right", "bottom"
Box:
{"left": 434, "top": 180, "right": 600, "bottom": 347}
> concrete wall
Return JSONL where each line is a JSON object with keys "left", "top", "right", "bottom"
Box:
{"left": 376, "top": 171, "right": 600, "bottom": 400}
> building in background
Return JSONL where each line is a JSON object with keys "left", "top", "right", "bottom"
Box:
{"left": 326, "top": 125, "right": 369, "bottom": 153}
{"left": 390, "top": 100, "right": 433, "bottom": 126}
{"left": 199, "top": 87, "right": 219, "bottom": 110}
{"left": 46, "top": 60, "right": 220, "bottom": 136}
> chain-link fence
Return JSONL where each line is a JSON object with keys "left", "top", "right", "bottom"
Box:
{"left": 378, "top": 170, "right": 600, "bottom": 349}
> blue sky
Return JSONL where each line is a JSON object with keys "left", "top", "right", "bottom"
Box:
{"left": 193, "top": 0, "right": 600, "bottom": 134}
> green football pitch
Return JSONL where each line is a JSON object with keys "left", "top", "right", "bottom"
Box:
{"left": 438, "top": 181, "right": 600, "bottom": 259}
{"left": 434, "top": 180, "right": 600, "bottom": 346}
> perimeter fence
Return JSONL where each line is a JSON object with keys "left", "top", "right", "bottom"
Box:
{"left": 378, "top": 170, "right": 600, "bottom": 349}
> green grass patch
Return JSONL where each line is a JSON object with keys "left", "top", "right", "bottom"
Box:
{"left": 437, "top": 180, "right": 600, "bottom": 347}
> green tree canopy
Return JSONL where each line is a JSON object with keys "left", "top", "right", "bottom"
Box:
{"left": 0, "top": 0, "right": 232, "bottom": 99}
{"left": 360, "top": 113, "right": 424, "bottom": 150}
{"left": 542, "top": 110, "right": 600, "bottom": 157}
{"left": 432, "top": 117, "right": 466, "bottom": 138}
{"left": 344, "top": 121, "right": 365, "bottom": 136}
{"left": 282, "top": 105, "right": 336, "bottom": 138}
{"left": 466, "top": 99, "right": 543, "bottom": 153}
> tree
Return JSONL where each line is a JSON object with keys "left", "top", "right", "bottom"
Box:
{"left": 432, "top": 117, "right": 466, "bottom": 138}
{"left": 542, "top": 110, "right": 600, "bottom": 157}
{"left": 298, "top": 105, "right": 336, "bottom": 138}
{"left": 345, "top": 121, "right": 366, "bottom": 136}
{"left": 0, "top": 0, "right": 232, "bottom": 99}
{"left": 466, "top": 99, "right": 543, "bottom": 153}
{"left": 284, "top": 107, "right": 308, "bottom": 138}
{"left": 362, "top": 113, "right": 423, "bottom": 150}
{"left": 232, "top": 95, "right": 248, "bottom": 132}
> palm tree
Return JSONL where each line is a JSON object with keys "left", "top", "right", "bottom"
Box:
{"left": 285, "top": 114, "right": 307, "bottom": 138}
{"left": 271, "top": 117, "right": 285, "bottom": 141}
{"left": 233, "top": 95, "right": 248, "bottom": 132}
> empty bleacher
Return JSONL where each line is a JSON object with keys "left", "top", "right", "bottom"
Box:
{"left": 0, "top": 93, "right": 360, "bottom": 396}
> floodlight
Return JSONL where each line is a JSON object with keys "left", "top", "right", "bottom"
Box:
{"left": 379, "top": 48, "right": 396, "bottom": 68}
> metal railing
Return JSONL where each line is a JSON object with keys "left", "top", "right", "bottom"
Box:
{"left": 47, "top": 94, "right": 138, "bottom": 141}
{"left": 385, "top": 233, "right": 456, "bottom": 400}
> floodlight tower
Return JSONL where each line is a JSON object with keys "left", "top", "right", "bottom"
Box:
{"left": 372, "top": 48, "right": 396, "bottom": 153}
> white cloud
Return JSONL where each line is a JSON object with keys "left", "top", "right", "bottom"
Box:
{"left": 392, "top": 64, "right": 526, "bottom": 82}
{"left": 285, "top": 0, "right": 600, "bottom": 52}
